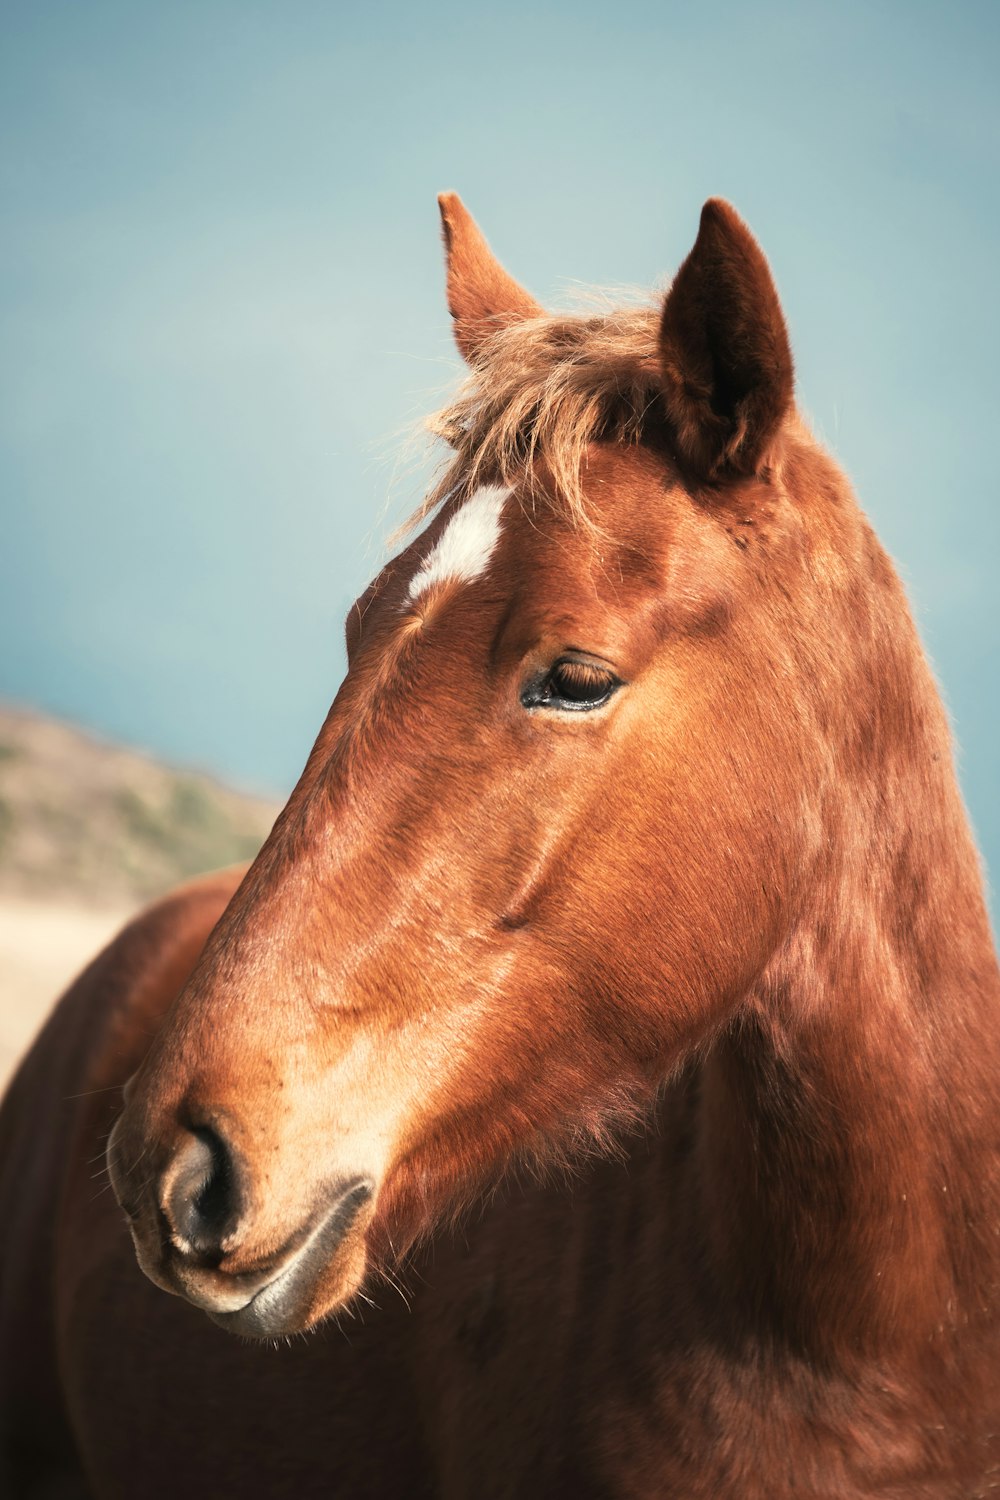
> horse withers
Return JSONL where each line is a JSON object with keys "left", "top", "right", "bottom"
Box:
{"left": 2, "top": 195, "right": 998, "bottom": 1498}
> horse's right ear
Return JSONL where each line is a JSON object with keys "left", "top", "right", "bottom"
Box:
{"left": 660, "top": 200, "right": 794, "bottom": 480}
{"left": 438, "top": 193, "right": 543, "bottom": 363}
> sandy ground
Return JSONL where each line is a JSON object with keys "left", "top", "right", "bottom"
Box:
{"left": 0, "top": 895, "right": 134, "bottom": 1091}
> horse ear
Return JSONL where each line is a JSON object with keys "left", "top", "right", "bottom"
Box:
{"left": 438, "top": 192, "right": 543, "bottom": 363}
{"left": 660, "top": 200, "right": 794, "bottom": 480}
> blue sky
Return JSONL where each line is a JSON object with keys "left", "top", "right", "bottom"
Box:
{"left": 1, "top": 1, "right": 997, "bottom": 913}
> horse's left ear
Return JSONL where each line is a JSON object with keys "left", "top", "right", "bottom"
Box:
{"left": 438, "top": 192, "right": 543, "bottom": 363}
{"left": 660, "top": 200, "right": 794, "bottom": 480}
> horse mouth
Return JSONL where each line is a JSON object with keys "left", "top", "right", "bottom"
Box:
{"left": 202, "top": 1179, "right": 373, "bottom": 1338}
{"left": 169, "top": 1178, "right": 374, "bottom": 1338}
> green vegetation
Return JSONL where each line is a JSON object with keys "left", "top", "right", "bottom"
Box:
{"left": 115, "top": 777, "right": 270, "bottom": 882}
{"left": 0, "top": 705, "right": 280, "bottom": 907}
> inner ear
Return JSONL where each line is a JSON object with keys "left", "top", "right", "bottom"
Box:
{"left": 438, "top": 193, "right": 543, "bottom": 363}
{"left": 659, "top": 200, "right": 794, "bottom": 481}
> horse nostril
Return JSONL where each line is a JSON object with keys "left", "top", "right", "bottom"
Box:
{"left": 163, "top": 1125, "right": 244, "bottom": 1261}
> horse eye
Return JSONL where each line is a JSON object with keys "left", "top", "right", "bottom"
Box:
{"left": 521, "top": 658, "right": 621, "bottom": 712}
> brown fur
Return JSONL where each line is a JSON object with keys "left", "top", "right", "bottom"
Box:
{"left": 422, "top": 296, "right": 664, "bottom": 528}
{"left": 660, "top": 198, "right": 794, "bottom": 478}
{"left": 2, "top": 198, "right": 998, "bottom": 1498}
{"left": 439, "top": 192, "right": 544, "bottom": 362}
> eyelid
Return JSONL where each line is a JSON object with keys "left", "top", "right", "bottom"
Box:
{"left": 520, "top": 655, "right": 623, "bottom": 712}
{"left": 552, "top": 659, "right": 615, "bottom": 692}
{"left": 560, "top": 645, "right": 615, "bottom": 666}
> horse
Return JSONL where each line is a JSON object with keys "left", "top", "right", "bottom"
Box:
{"left": 2, "top": 193, "right": 998, "bottom": 1499}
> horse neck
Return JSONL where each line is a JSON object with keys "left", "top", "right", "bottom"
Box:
{"left": 687, "top": 568, "right": 1000, "bottom": 1362}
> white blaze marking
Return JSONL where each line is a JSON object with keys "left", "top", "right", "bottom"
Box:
{"left": 407, "top": 486, "right": 507, "bottom": 602}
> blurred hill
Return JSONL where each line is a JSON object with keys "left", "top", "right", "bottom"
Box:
{"left": 0, "top": 702, "right": 280, "bottom": 908}
{"left": 0, "top": 702, "right": 282, "bottom": 1086}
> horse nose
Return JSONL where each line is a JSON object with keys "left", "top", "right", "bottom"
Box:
{"left": 161, "top": 1124, "right": 245, "bottom": 1260}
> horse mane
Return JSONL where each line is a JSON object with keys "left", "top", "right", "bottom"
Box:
{"left": 419, "top": 300, "right": 666, "bottom": 526}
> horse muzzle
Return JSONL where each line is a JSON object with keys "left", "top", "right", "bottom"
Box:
{"left": 106, "top": 1111, "right": 376, "bottom": 1337}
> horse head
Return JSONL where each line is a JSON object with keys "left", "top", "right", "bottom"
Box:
{"left": 108, "top": 196, "right": 907, "bottom": 1338}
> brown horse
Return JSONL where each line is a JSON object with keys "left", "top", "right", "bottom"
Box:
{"left": 2, "top": 194, "right": 999, "bottom": 1499}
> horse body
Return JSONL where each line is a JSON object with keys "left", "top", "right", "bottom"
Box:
{"left": 2, "top": 197, "right": 999, "bottom": 1497}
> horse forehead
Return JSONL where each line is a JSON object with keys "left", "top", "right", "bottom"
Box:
{"left": 397, "top": 456, "right": 688, "bottom": 634}
{"left": 406, "top": 486, "right": 509, "bottom": 602}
